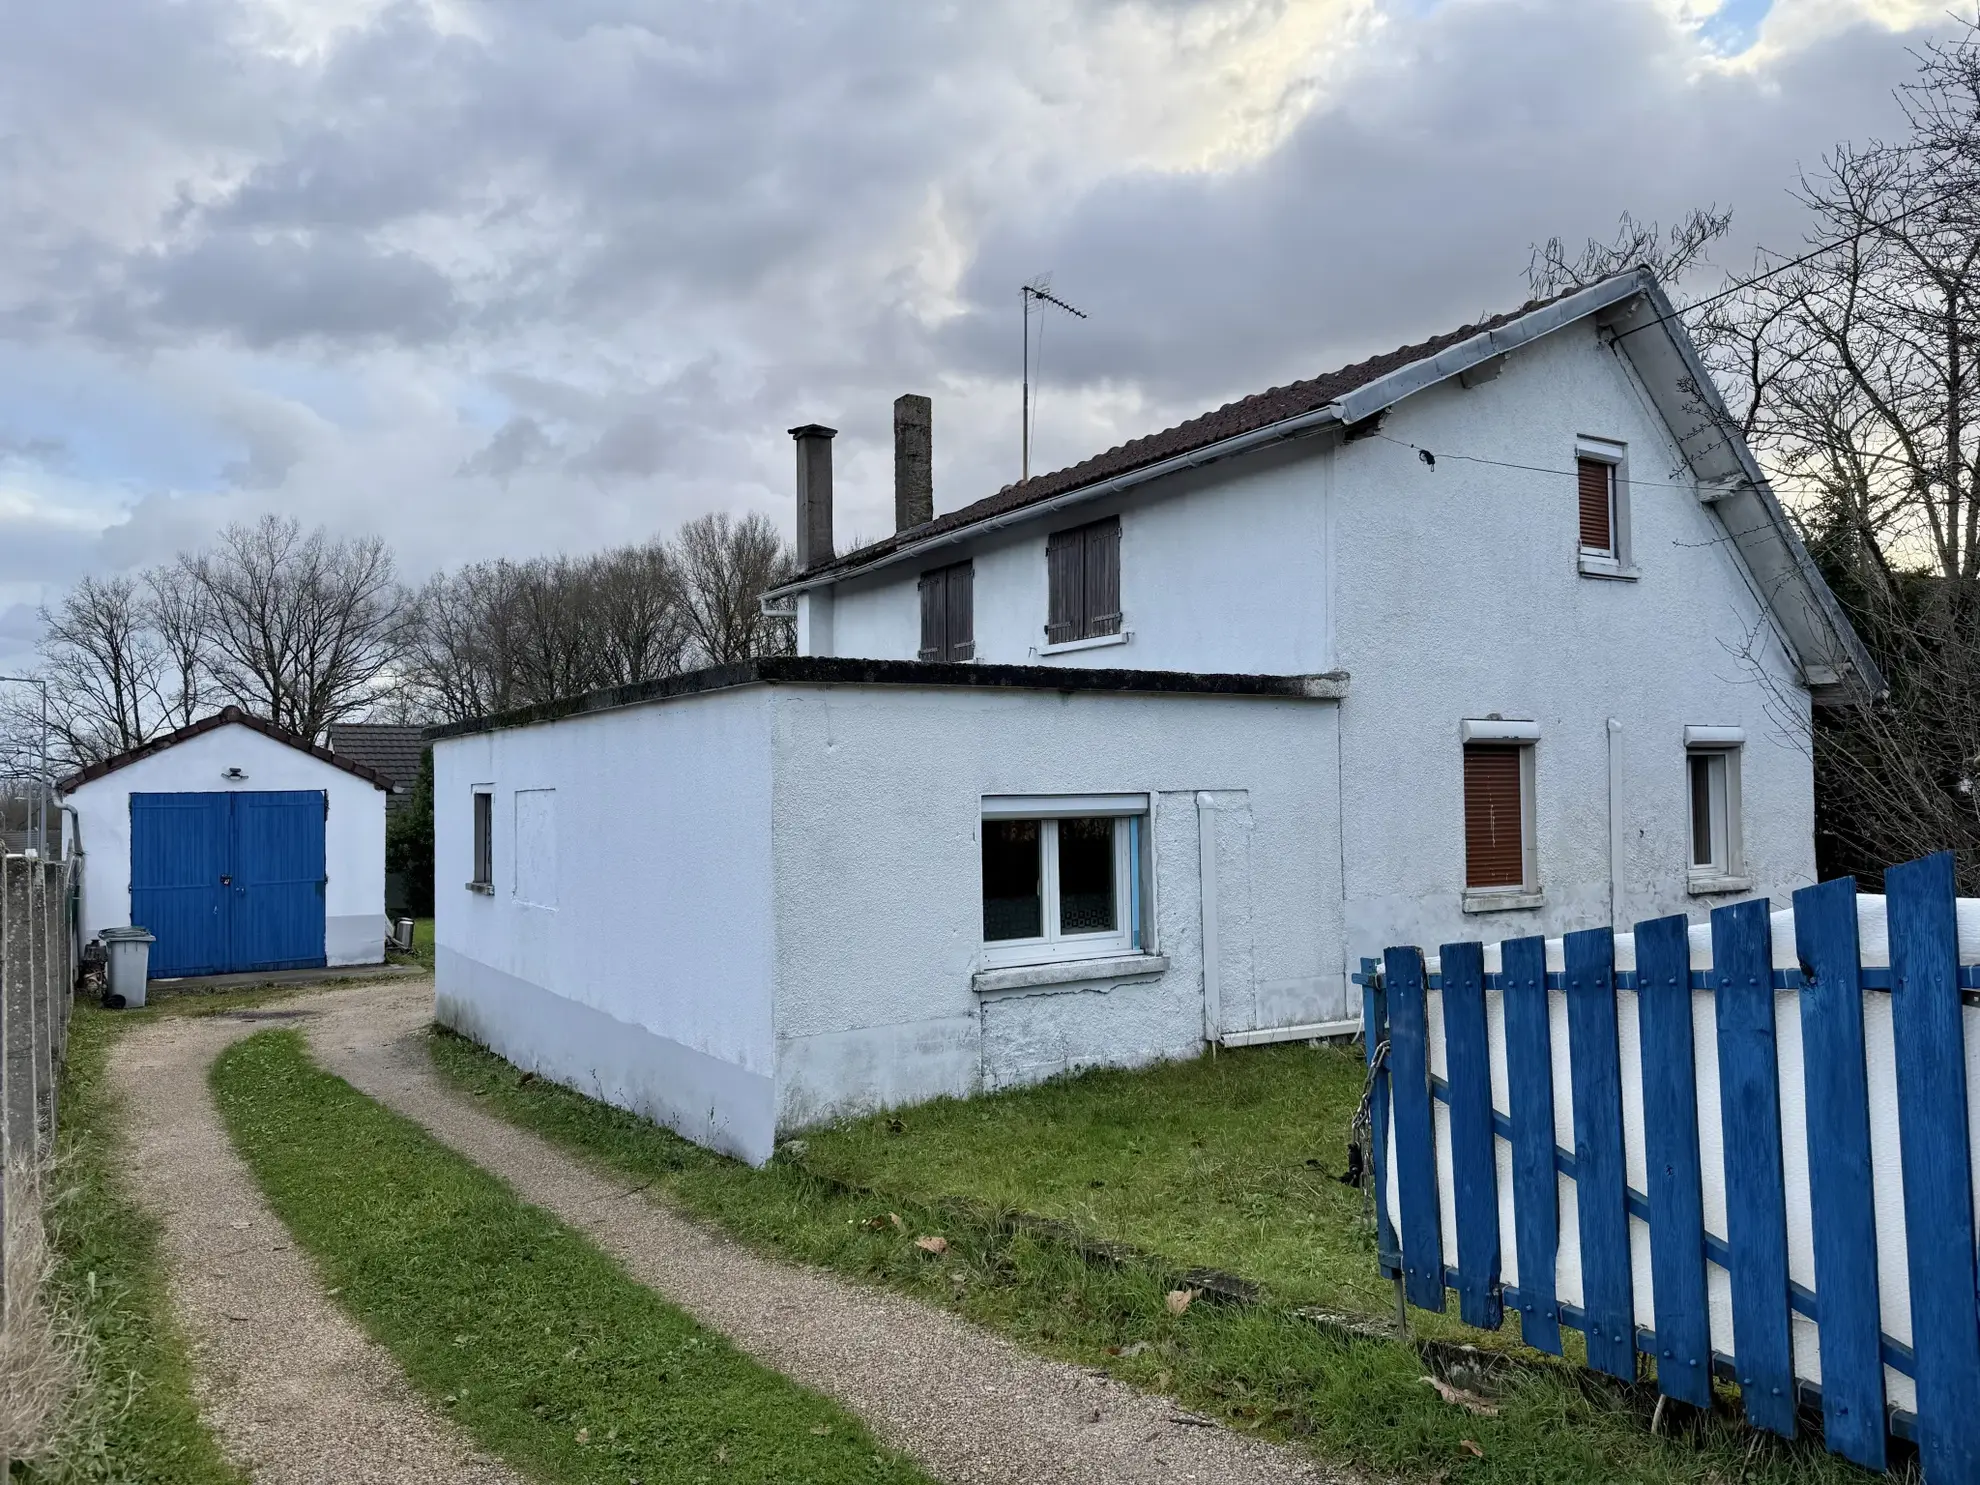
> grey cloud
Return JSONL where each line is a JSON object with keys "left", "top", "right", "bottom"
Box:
{"left": 0, "top": 603, "right": 41, "bottom": 644}
{"left": 458, "top": 417, "right": 558, "bottom": 481}
{"left": 130, "top": 232, "right": 463, "bottom": 349}
{"left": 0, "top": 434, "right": 66, "bottom": 468}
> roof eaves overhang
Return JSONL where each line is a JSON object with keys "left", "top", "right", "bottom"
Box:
{"left": 1599, "top": 280, "right": 1886, "bottom": 706}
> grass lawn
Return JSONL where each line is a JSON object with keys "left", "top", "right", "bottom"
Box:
{"left": 801, "top": 1040, "right": 1395, "bottom": 1318}
{"left": 34, "top": 1001, "right": 244, "bottom": 1484}
{"left": 428, "top": 1029, "right": 1879, "bottom": 1485}
{"left": 212, "top": 1029, "right": 933, "bottom": 1485}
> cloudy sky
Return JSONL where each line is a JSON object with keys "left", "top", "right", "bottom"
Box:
{"left": 0, "top": 0, "right": 1961, "bottom": 671}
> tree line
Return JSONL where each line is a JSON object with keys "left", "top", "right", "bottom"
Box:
{"left": 1, "top": 509, "right": 793, "bottom": 774}
{"left": 1529, "top": 18, "right": 1980, "bottom": 888}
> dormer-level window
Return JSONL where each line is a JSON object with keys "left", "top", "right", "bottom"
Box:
{"left": 918, "top": 561, "right": 974, "bottom": 661}
{"left": 1045, "top": 516, "right": 1122, "bottom": 645}
{"left": 1575, "top": 437, "right": 1634, "bottom": 579}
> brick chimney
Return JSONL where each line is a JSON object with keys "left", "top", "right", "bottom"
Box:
{"left": 893, "top": 394, "right": 932, "bottom": 532}
{"left": 789, "top": 423, "right": 836, "bottom": 570}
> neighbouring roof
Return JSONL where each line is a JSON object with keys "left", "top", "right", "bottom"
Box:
{"left": 326, "top": 722, "right": 426, "bottom": 792}
{"left": 57, "top": 706, "right": 396, "bottom": 795}
{"left": 767, "top": 267, "right": 1883, "bottom": 705}
{"left": 426, "top": 656, "right": 1350, "bottom": 741}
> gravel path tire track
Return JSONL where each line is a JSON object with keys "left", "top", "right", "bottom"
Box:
{"left": 108, "top": 992, "right": 523, "bottom": 1484}
{"left": 309, "top": 980, "right": 1357, "bottom": 1485}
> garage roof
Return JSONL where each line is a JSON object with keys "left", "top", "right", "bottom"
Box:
{"left": 57, "top": 707, "right": 395, "bottom": 795}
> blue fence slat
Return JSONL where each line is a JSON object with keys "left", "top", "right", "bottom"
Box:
{"left": 1564, "top": 926, "right": 1634, "bottom": 1380}
{"left": 1712, "top": 898, "right": 1797, "bottom": 1438}
{"left": 1439, "top": 941, "right": 1502, "bottom": 1330}
{"left": 1633, "top": 913, "right": 1713, "bottom": 1409}
{"left": 1791, "top": 877, "right": 1888, "bottom": 1472}
{"left": 1500, "top": 934, "right": 1560, "bottom": 1354}
{"left": 1886, "top": 851, "right": 1980, "bottom": 1481}
{"left": 1384, "top": 945, "right": 1445, "bottom": 1311}
{"left": 1363, "top": 960, "right": 1399, "bottom": 1275}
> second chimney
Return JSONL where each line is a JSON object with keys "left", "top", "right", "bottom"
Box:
{"left": 894, "top": 394, "right": 932, "bottom": 532}
{"left": 790, "top": 423, "right": 836, "bottom": 569}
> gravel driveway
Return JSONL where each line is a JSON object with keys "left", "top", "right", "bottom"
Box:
{"left": 108, "top": 994, "right": 522, "bottom": 1484}
{"left": 307, "top": 980, "right": 1356, "bottom": 1485}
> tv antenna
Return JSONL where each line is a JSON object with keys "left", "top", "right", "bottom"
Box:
{"left": 1022, "top": 276, "right": 1087, "bottom": 484}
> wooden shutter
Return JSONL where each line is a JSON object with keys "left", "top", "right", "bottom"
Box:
{"left": 1084, "top": 517, "right": 1121, "bottom": 636}
{"left": 946, "top": 562, "right": 974, "bottom": 661}
{"left": 1046, "top": 529, "right": 1081, "bottom": 644}
{"left": 1577, "top": 458, "right": 1614, "bottom": 553}
{"left": 1463, "top": 745, "right": 1525, "bottom": 889}
{"left": 918, "top": 571, "right": 943, "bottom": 660}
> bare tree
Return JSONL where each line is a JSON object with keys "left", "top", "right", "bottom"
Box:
{"left": 1526, "top": 205, "right": 1735, "bottom": 299}
{"left": 144, "top": 563, "right": 210, "bottom": 730}
{"left": 591, "top": 541, "right": 690, "bottom": 686}
{"left": 10, "top": 576, "right": 164, "bottom": 771}
{"left": 672, "top": 511, "right": 796, "bottom": 666}
{"left": 190, "top": 514, "right": 408, "bottom": 741}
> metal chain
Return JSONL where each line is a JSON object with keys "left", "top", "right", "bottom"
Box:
{"left": 1347, "top": 1038, "right": 1388, "bottom": 1222}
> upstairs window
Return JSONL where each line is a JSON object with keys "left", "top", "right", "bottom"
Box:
{"left": 981, "top": 794, "right": 1145, "bottom": 967}
{"left": 918, "top": 561, "right": 975, "bottom": 662}
{"left": 469, "top": 788, "right": 494, "bottom": 893}
{"left": 1045, "top": 516, "right": 1122, "bottom": 646}
{"left": 1575, "top": 437, "right": 1632, "bottom": 577}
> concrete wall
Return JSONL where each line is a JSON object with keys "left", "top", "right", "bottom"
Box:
{"left": 432, "top": 687, "right": 781, "bottom": 1164}
{"left": 61, "top": 724, "right": 387, "bottom": 966}
{"left": 815, "top": 319, "right": 1818, "bottom": 963}
{"left": 1331, "top": 320, "right": 1815, "bottom": 959}
{"left": 766, "top": 684, "right": 1343, "bottom": 1130}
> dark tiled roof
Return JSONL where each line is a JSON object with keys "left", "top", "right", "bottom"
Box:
{"left": 795, "top": 287, "right": 1581, "bottom": 583}
{"left": 326, "top": 723, "right": 426, "bottom": 792}
{"left": 57, "top": 707, "right": 394, "bottom": 794}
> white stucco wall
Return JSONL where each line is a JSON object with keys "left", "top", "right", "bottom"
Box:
{"left": 813, "top": 318, "right": 1820, "bottom": 964}
{"left": 61, "top": 723, "right": 388, "bottom": 966}
{"left": 434, "top": 678, "right": 1344, "bottom": 1160}
{"left": 766, "top": 684, "right": 1344, "bottom": 1131}
{"left": 432, "top": 686, "right": 781, "bottom": 1163}
{"left": 1330, "top": 320, "right": 1815, "bottom": 959}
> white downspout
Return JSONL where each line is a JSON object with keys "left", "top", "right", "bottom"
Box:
{"left": 1197, "top": 792, "right": 1221, "bottom": 1045}
{"left": 1607, "top": 718, "right": 1625, "bottom": 927}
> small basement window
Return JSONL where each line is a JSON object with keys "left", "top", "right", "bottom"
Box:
{"left": 918, "top": 560, "right": 975, "bottom": 662}
{"left": 1685, "top": 727, "right": 1745, "bottom": 890}
{"left": 981, "top": 794, "right": 1146, "bottom": 967}
{"left": 1460, "top": 720, "right": 1538, "bottom": 905}
{"left": 1045, "top": 516, "right": 1122, "bottom": 646}
{"left": 469, "top": 788, "right": 494, "bottom": 893}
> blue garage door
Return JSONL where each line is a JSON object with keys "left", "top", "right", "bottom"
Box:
{"left": 131, "top": 791, "right": 327, "bottom": 978}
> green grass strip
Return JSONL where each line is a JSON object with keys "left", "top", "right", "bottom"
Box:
{"left": 211, "top": 1029, "right": 932, "bottom": 1485}
{"left": 37, "top": 1004, "right": 244, "bottom": 1484}
{"left": 427, "top": 1029, "right": 1876, "bottom": 1485}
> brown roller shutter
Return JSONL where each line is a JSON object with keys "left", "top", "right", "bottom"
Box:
{"left": 1463, "top": 744, "right": 1525, "bottom": 889}
{"left": 1578, "top": 458, "right": 1614, "bottom": 553}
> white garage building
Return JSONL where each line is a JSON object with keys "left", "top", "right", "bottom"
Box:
{"left": 59, "top": 707, "right": 392, "bottom": 978}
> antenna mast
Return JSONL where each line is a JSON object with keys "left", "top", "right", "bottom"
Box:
{"left": 1021, "top": 279, "right": 1087, "bottom": 484}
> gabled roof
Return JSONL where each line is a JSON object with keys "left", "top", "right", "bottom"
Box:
{"left": 57, "top": 706, "right": 395, "bottom": 795}
{"left": 326, "top": 722, "right": 425, "bottom": 792}
{"left": 769, "top": 268, "right": 1882, "bottom": 705}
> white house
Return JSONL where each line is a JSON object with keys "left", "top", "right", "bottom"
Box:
{"left": 429, "top": 266, "right": 1878, "bottom": 1164}
{"left": 60, "top": 707, "right": 392, "bottom": 978}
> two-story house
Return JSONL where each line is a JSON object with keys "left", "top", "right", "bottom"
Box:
{"left": 429, "top": 267, "right": 1876, "bottom": 1162}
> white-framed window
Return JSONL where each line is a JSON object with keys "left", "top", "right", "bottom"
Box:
{"left": 1575, "top": 436, "right": 1634, "bottom": 579}
{"left": 469, "top": 786, "right": 494, "bottom": 893}
{"left": 1685, "top": 727, "right": 1745, "bottom": 890}
{"left": 980, "top": 793, "right": 1147, "bottom": 967}
{"left": 1460, "top": 719, "right": 1540, "bottom": 909}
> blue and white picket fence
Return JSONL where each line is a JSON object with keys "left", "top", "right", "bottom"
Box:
{"left": 1357, "top": 852, "right": 1980, "bottom": 1481}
